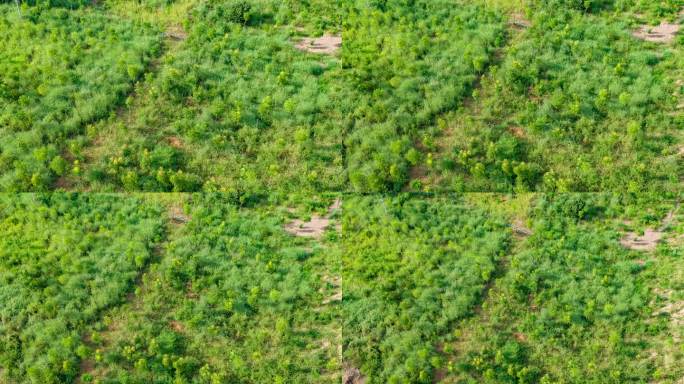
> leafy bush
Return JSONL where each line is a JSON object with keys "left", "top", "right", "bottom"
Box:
{"left": 342, "top": 1, "right": 506, "bottom": 191}
{"left": 446, "top": 194, "right": 670, "bottom": 383}
{"left": 87, "top": 0, "right": 346, "bottom": 192}
{"left": 227, "top": 0, "right": 251, "bottom": 24}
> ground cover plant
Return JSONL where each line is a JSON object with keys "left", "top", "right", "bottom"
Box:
{"left": 434, "top": 193, "right": 683, "bottom": 384}
{"left": 2, "top": 0, "right": 681, "bottom": 193}
{"left": 419, "top": 1, "right": 684, "bottom": 193}
{"left": 2, "top": 0, "right": 684, "bottom": 383}
{"left": 0, "top": 192, "right": 343, "bottom": 384}
{"left": 80, "top": 0, "right": 348, "bottom": 193}
{"left": 340, "top": 195, "right": 511, "bottom": 383}
{"left": 0, "top": 3, "right": 161, "bottom": 191}
{"left": 71, "top": 193, "right": 342, "bottom": 383}
{"left": 340, "top": 0, "right": 507, "bottom": 191}
{"left": 0, "top": 193, "right": 165, "bottom": 383}
{"left": 71, "top": 0, "right": 507, "bottom": 193}
{"left": 338, "top": 193, "right": 683, "bottom": 384}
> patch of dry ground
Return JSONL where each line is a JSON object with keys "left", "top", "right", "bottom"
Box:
{"left": 321, "top": 274, "right": 342, "bottom": 305}
{"left": 169, "top": 205, "right": 190, "bottom": 225}
{"left": 167, "top": 136, "right": 184, "bottom": 149}
{"left": 284, "top": 198, "right": 341, "bottom": 238}
{"left": 164, "top": 25, "right": 187, "bottom": 41}
{"left": 510, "top": 13, "right": 531, "bottom": 29}
{"left": 621, "top": 228, "right": 665, "bottom": 251}
{"left": 621, "top": 201, "right": 680, "bottom": 251}
{"left": 344, "top": 367, "right": 366, "bottom": 384}
{"left": 512, "top": 218, "right": 533, "bottom": 238}
{"left": 648, "top": 288, "right": 684, "bottom": 382}
{"left": 295, "top": 35, "right": 342, "bottom": 55}
{"left": 633, "top": 11, "right": 683, "bottom": 43}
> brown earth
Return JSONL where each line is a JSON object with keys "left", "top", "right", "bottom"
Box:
{"left": 321, "top": 274, "right": 342, "bottom": 305}
{"left": 344, "top": 367, "right": 366, "bottom": 384}
{"left": 295, "top": 35, "right": 342, "bottom": 55}
{"left": 167, "top": 136, "right": 184, "bottom": 149}
{"left": 621, "top": 201, "right": 680, "bottom": 251}
{"left": 510, "top": 13, "right": 531, "bottom": 29}
{"left": 633, "top": 22, "right": 680, "bottom": 43}
{"left": 169, "top": 206, "right": 190, "bottom": 225}
{"left": 512, "top": 219, "right": 533, "bottom": 238}
{"left": 169, "top": 320, "right": 185, "bottom": 333}
{"left": 620, "top": 229, "right": 664, "bottom": 251}
{"left": 284, "top": 199, "right": 341, "bottom": 238}
{"left": 165, "top": 25, "right": 188, "bottom": 41}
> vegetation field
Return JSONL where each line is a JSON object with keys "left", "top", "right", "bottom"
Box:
{"left": 2, "top": 0, "right": 684, "bottom": 383}
{"left": 0, "top": 3, "right": 161, "bottom": 191}
{"left": 340, "top": 193, "right": 684, "bottom": 384}
{"left": 1, "top": 0, "right": 681, "bottom": 192}
{"left": 0, "top": 193, "right": 343, "bottom": 383}
{"left": 1, "top": 192, "right": 683, "bottom": 384}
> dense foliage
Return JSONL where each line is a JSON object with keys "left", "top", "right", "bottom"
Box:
{"left": 0, "top": 194, "right": 165, "bottom": 383}
{"left": 0, "top": 0, "right": 681, "bottom": 192}
{"left": 341, "top": 196, "right": 510, "bottom": 383}
{"left": 79, "top": 194, "right": 341, "bottom": 383}
{"left": 342, "top": 1, "right": 506, "bottom": 191}
{"left": 425, "top": 5, "right": 683, "bottom": 192}
{"left": 0, "top": 4, "right": 161, "bottom": 191}
{"left": 84, "top": 0, "right": 347, "bottom": 192}
{"left": 1, "top": 0, "right": 684, "bottom": 382}
{"left": 441, "top": 194, "right": 680, "bottom": 384}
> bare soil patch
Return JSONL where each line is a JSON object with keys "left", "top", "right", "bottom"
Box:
{"left": 167, "top": 136, "right": 184, "bottom": 149}
{"left": 653, "top": 292, "right": 684, "bottom": 344}
{"left": 284, "top": 199, "right": 341, "bottom": 238}
{"left": 621, "top": 201, "right": 680, "bottom": 251}
{"left": 295, "top": 35, "right": 342, "bottom": 55}
{"left": 169, "top": 320, "right": 185, "bottom": 333}
{"left": 75, "top": 359, "right": 95, "bottom": 384}
{"left": 509, "top": 126, "right": 526, "bottom": 138}
{"left": 284, "top": 216, "right": 332, "bottom": 238}
{"left": 320, "top": 274, "right": 342, "bottom": 305}
{"left": 169, "top": 206, "right": 190, "bottom": 225}
{"left": 53, "top": 175, "right": 73, "bottom": 190}
{"left": 165, "top": 25, "right": 188, "bottom": 41}
{"left": 344, "top": 367, "right": 366, "bottom": 384}
{"left": 322, "top": 290, "right": 342, "bottom": 305}
{"left": 510, "top": 13, "right": 531, "bottom": 29}
{"left": 512, "top": 219, "right": 532, "bottom": 238}
{"left": 633, "top": 22, "right": 680, "bottom": 43}
{"left": 620, "top": 229, "right": 664, "bottom": 251}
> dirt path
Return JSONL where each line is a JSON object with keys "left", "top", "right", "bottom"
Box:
{"left": 284, "top": 198, "right": 344, "bottom": 382}
{"left": 633, "top": 10, "right": 683, "bottom": 43}
{"left": 633, "top": 22, "right": 680, "bottom": 43}
{"left": 432, "top": 212, "right": 529, "bottom": 383}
